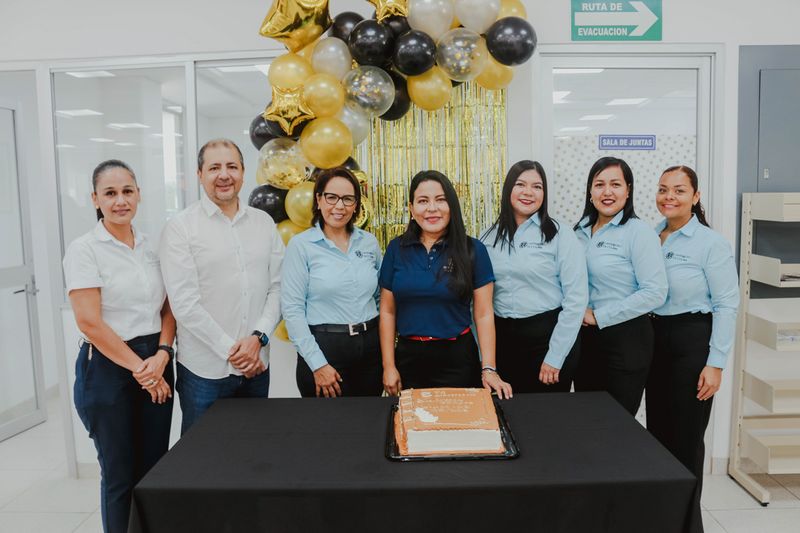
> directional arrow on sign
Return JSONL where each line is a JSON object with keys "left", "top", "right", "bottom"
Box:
{"left": 574, "top": 1, "right": 659, "bottom": 37}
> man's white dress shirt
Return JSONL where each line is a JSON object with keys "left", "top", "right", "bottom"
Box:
{"left": 159, "top": 194, "right": 284, "bottom": 379}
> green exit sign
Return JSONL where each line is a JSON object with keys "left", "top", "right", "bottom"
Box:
{"left": 572, "top": 1, "right": 662, "bottom": 41}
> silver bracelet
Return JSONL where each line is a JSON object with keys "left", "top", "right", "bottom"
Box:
{"left": 481, "top": 366, "right": 497, "bottom": 373}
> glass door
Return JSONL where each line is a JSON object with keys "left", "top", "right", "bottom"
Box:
{"left": 533, "top": 55, "right": 713, "bottom": 228}
{"left": 0, "top": 102, "right": 46, "bottom": 441}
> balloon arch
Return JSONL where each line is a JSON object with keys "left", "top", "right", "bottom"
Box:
{"left": 247, "top": 0, "right": 537, "bottom": 249}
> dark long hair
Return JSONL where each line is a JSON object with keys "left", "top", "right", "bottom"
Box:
{"left": 484, "top": 160, "right": 559, "bottom": 251}
{"left": 403, "top": 170, "right": 473, "bottom": 301}
{"left": 574, "top": 156, "right": 637, "bottom": 230}
{"left": 311, "top": 167, "right": 362, "bottom": 232}
{"left": 661, "top": 165, "right": 710, "bottom": 227}
{"left": 91, "top": 160, "right": 136, "bottom": 221}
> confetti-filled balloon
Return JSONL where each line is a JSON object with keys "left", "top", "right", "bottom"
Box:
{"left": 257, "top": 138, "right": 309, "bottom": 190}
{"left": 343, "top": 66, "right": 395, "bottom": 117}
{"left": 435, "top": 28, "right": 488, "bottom": 82}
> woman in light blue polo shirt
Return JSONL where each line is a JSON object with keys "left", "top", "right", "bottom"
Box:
{"left": 573, "top": 156, "right": 667, "bottom": 415}
{"left": 379, "top": 170, "right": 512, "bottom": 399}
{"left": 482, "top": 160, "right": 588, "bottom": 393}
{"left": 282, "top": 167, "right": 383, "bottom": 398}
{"left": 647, "top": 165, "right": 739, "bottom": 533}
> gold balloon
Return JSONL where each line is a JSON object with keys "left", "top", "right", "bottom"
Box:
{"left": 355, "top": 195, "right": 372, "bottom": 229}
{"left": 299, "top": 117, "right": 353, "bottom": 169}
{"left": 498, "top": 0, "right": 526, "bottom": 19}
{"left": 285, "top": 181, "right": 316, "bottom": 228}
{"left": 259, "top": 0, "right": 331, "bottom": 53}
{"left": 277, "top": 218, "right": 307, "bottom": 246}
{"left": 264, "top": 86, "right": 316, "bottom": 136}
{"left": 367, "top": 0, "right": 408, "bottom": 22}
{"left": 269, "top": 53, "right": 314, "bottom": 89}
{"left": 475, "top": 56, "right": 514, "bottom": 90}
{"left": 274, "top": 319, "right": 290, "bottom": 342}
{"left": 302, "top": 73, "right": 345, "bottom": 118}
{"left": 407, "top": 66, "right": 452, "bottom": 111}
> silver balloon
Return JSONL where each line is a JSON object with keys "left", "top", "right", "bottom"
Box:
{"left": 435, "top": 29, "right": 489, "bottom": 82}
{"left": 454, "top": 0, "right": 500, "bottom": 34}
{"left": 407, "top": 0, "right": 454, "bottom": 42}
{"left": 342, "top": 66, "right": 395, "bottom": 117}
{"left": 311, "top": 37, "right": 353, "bottom": 80}
{"left": 337, "top": 102, "right": 371, "bottom": 146}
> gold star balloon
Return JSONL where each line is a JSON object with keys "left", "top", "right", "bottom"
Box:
{"left": 367, "top": 0, "right": 408, "bottom": 22}
{"left": 260, "top": 0, "right": 332, "bottom": 53}
{"left": 264, "top": 85, "right": 316, "bottom": 136}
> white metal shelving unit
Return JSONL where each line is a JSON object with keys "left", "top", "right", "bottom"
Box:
{"left": 729, "top": 192, "right": 800, "bottom": 504}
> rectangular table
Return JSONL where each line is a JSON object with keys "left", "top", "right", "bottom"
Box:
{"left": 129, "top": 392, "right": 695, "bottom": 533}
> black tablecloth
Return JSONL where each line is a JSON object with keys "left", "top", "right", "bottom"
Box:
{"left": 129, "top": 392, "right": 694, "bottom": 533}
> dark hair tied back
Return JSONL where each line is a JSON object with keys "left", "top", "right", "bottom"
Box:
{"left": 574, "top": 156, "right": 638, "bottom": 231}
{"left": 91, "top": 160, "right": 136, "bottom": 221}
{"left": 662, "top": 165, "right": 710, "bottom": 227}
{"left": 311, "top": 167, "right": 363, "bottom": 232}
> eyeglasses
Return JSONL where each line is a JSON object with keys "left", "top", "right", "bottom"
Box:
{"left": 321, "top": 192, "right": 357, "bottom": 207}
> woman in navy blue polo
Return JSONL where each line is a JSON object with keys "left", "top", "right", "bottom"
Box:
{"left": 378, "top": 170, "right": 512, "bottom": 398}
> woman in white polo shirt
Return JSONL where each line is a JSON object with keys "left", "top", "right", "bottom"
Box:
{"left": 63, "top": 160, "right": 175, "bottom": 533}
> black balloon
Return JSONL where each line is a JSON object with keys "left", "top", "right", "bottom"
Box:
{"left": 342, "top": 156, "right": 361, "bottom": 171}
{"left": 348, "top": 20, "right": 395, "bottom": 66}
{"left": 381, "top": 15, "right": 411, "bottom": 39}
{"left": 249, "top": 114, "right": 280, "bottom": 150}
{"left": 248, "top": 184, "right": 288, "bottom": 223}
{"left": 392, "top": 30, "right": 436, "bottom": 76}
{"left": 380, "top": 70, "right": 411, "bottom": 121}
{"left": 310, "top": 157, "right": 361, "bottom": 181}
{"left": 331, "top": 11, "right": 364, "bottom": 43}
{"left": 485, "top": 17, "right": 537, "bottom": 67}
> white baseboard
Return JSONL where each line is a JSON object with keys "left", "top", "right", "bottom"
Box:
{"left": 711, "top": 457, "right": 729, "bottom": 475}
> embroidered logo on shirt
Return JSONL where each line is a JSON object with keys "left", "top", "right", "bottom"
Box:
{"left": 518, "top": 241, "right": 544, "bottom": 249}
{"left": 665, "top": 251, "right": 690, "bottom": 262}
{"left": 596, "top": 241, "right": 621, "bottom": 250}
{"left": 442, "top": 258, "right": 454, "bottom": 273}
{"left": 355, "top": 250, "right": 375, "bottom": 260}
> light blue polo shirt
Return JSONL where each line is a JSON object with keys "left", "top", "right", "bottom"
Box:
{"left": 281, "top": 224, "right": 382, "bottom": 371}
{"left": 653, "top": 215, "right": 740, "bottom": 368}
{"left": 575, "top": 211, "right": 667, "bottom": 329}
{"left": 482, "top": 213, "right": 588, "bottom": 369}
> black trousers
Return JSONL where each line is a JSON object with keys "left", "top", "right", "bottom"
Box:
{"left": 296, "top": 327, "right": 382, "bottom": 397}
{"left": 574, "top": 314, "right": 654, "bottom": 415}
{"left": 495, "top": 308, "right": 579, "bottom": 393}
{"left": 395, "top": 332, "right": 482, "bottom": 389}
{"left": 73, "top": 333, "right": 173, "bottom": 533}
{"left": 647, "top": 312, "right": 714, "bottom": 533}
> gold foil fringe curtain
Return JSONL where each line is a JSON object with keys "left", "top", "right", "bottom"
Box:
{"left": 356, "top": 84, "right": 507, "bottom": 249}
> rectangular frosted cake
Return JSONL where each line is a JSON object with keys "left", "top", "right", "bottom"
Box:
{"left": 394, "top": 388, "right": 505, "bottom": 456}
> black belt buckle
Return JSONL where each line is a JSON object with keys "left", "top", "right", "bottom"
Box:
{"left": 348, "top": 322, "right": 366, "bottom": 336}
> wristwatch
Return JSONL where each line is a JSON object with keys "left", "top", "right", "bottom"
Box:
{"left": 157, "top": 344, "right": 175, "bottom": 359}
{"left": 252, "top": 330, "right": 269, "bottom": 347}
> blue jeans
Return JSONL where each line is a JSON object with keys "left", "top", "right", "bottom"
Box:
{"left": 73, "top": 332, "right": 173, "bottom": 533}
{"left": 176, "top": 362, "right": 270, "bottom": 435}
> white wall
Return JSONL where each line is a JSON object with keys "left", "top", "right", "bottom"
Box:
{"left": 2, "top": 0, "right": 800, "bottom": 471}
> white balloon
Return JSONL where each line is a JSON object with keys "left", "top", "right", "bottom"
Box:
{"left": 337, "top": 103, "right": 370, "bottom": 146}
{"left": 407, "top": 0, "right": 454, "bottom": 42}
{"left": 311, "top": 37, "right": 353, "bottom": 80}
{"left": 454, "top": 0, "right": 500, "bottom": 34}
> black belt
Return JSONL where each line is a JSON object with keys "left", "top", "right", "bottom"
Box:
{"left": 650, "top": 311, "right": 711, "bottom": 323}
{"left": 309, "top": 316, "right": 379, "bottom": 336}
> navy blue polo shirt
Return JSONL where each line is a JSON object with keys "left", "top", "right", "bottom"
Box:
{"left": 379, "top": 234, "right": 495, "bottom": 338}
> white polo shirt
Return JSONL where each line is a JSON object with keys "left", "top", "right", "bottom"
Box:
{"left": 63, "top": 220, "right": 165, "bottom": 341}
{"left": 159, "top": 194, "right": 284, "bottom": 379}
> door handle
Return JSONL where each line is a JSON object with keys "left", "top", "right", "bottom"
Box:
{"left": 12, "top": 288, "right": 25, "bottom": 294}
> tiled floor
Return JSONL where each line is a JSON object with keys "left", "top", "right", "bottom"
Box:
{"left": 2, "top": 398, "right": 799, "bottom": 533}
